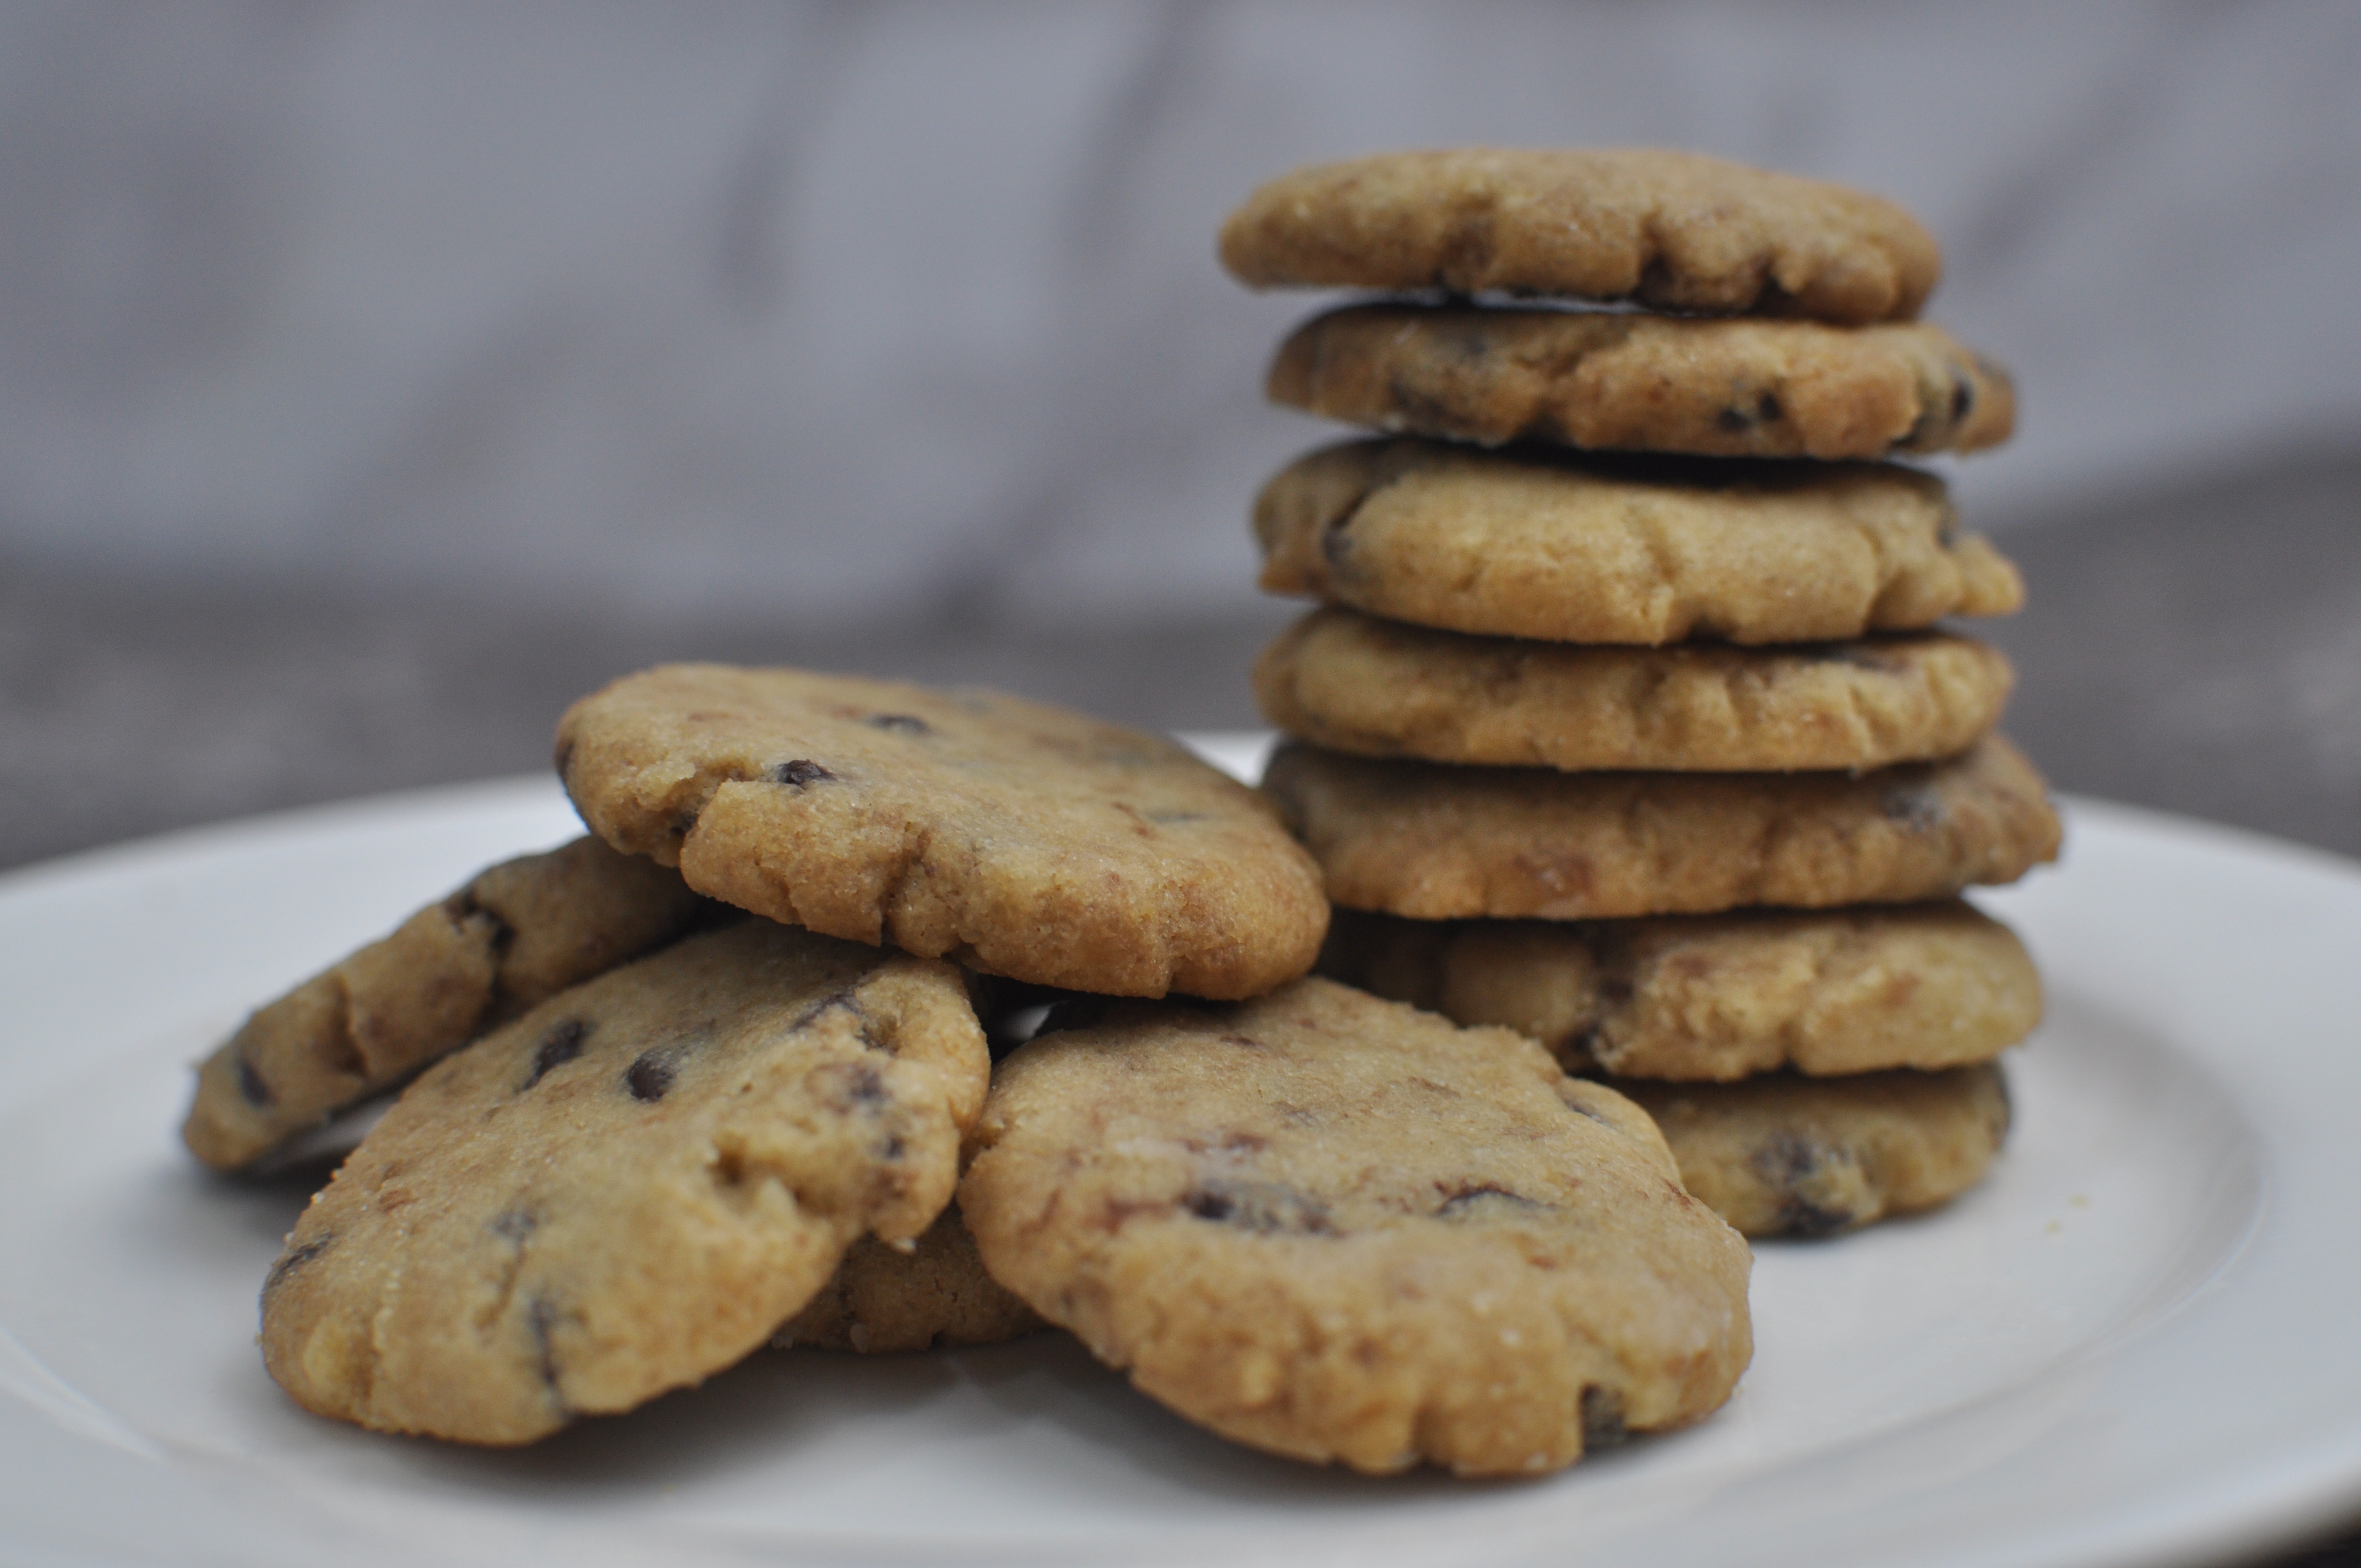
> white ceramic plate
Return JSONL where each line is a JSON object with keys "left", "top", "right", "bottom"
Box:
{"left": 4, "top": 737, "right": 2360, "bottom": 1568}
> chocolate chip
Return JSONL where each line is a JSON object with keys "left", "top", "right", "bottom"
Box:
{"left": 522, "top": 1018, "right": 589, "bottom": 1090}
{"left": 1436, "top": 1182, "right": 1546, "bottom": 1218}
{"left": 1580, "top": 1385, "right": 1628, "bottom": 1451}
{"left": 236, "top": 1055, "right": 274, "bottom": 1108}
{"left": 1182, "top": 1178, "right": 1334, "bottom": 1235}
{"left": 1751, "top": 1132, "right": 1862, "bottom": 1237}
{"left": 1715, "top": 405, "right": 1753, "bottom": 434}
{"left": 1881, "top": 784, "right": 1944, "bottom": 832}
{"left": 867, "top": 714, "right": 930, "bottom": 735}
{"left": 492, "top": 1208, "right": 537, "bottom": 1242}
{"left": 262, "top": 1234, "right": 331, "bottom": 1295}
{"left": 527, "top": 1295, "right": 567, "bottom": 1400}
{"left": 774, "top": 759, "right": 836, "bottom": 788}
{"left": 809, "top": 1059, "right": 888, "bottom": 1110}
{"left": 624, "top": 1051, "right": 674, "bottom": 1102}
{"left": 1949, "top": 368, "right": 1976, "bottom": 424}
{"left": 879, "top": 1133, "right": 905, "bottom": 1161}
{"left": 1756, "top": 390, "right": 1783, "bottom": 425}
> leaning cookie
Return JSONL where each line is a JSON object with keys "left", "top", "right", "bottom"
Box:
{"left": 959, "top": 977, "right": 1753, "bottom": 1477}
{"left": 1256, "top": 607, "right": 2012, "bottom": 774}
{"left": 1264, "top": 737, "right": 2061, "bottom": 922}
{"left": 183, "top": 836, "right": 713, "bottom": 1172}
{"left": 558, "top": 665, "right": 1328, "bottom": 999}
{"left": 1616, "top": 1065, "right": 2011, "bottom": 1237}
{"left": 1255, "top": 439, "right": 2021, "bottom": 646}
{"left": 774, "top": 1204, "right": 1045, "bottom": 1354}
{"left": 260, "top": 921, "right": 989, "bottom": 1444}
{"left": 1220, "top": 148, "right": 1939, "bottom": 323}
{"left": 1319, "top": 902, "right": 2040, "bottom": 1081}
{"left": 1270, "top": 305, "right": 2012, "bottom": 460}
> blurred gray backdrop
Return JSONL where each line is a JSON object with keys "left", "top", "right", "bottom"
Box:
{"left": 5, "top": 0, "right": 2360, "bottom": 871}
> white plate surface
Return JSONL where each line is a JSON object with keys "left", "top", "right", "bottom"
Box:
{"left": 3, "top": 736, "right": 2359, "bottom": 1568}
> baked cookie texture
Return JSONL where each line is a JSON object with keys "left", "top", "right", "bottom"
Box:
{"left": 1319, "top": 902, "right": 2040, "bottom": 1081}
{"left": 259, "top": 921, "right": 989, "bottom": 1444}
{"left": 1269, "top": 306, "right": 2013, "bottom": 460}
{"left": 183, "top": 836, "right": 711, "bottom": 1171}
{"left": 1255, "top": 607, "right": 2012, "bottom": 773}
{"left": 773, "top": 1204, "right": 1045, "bottom": 1354}
{"left": 557, "top": 664, "right": 1328, "bottom": 999}
{"left": 1254, "top": 439, "right": 2021, "bottom": 646}
{"left": 1619, "top": 1064, "right": 2011, "bottom": 1237}
{"left": 1220, "top": 148, "right": 1939, "bottom": 324}
{"left": 1264, "top": 736, "right": 2060, "bottom": 921}
{"left": 959, "top": 977, "right": 1753, "bottom": 1477}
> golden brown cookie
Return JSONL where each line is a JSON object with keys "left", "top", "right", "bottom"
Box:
{"left": 772, "top": 1204, "right": 1045, "bottom": 1354}
{"left": 183, "top": 836, "right": 712, "bottom": 1171}
{"left": 1270, "top": 304, "right": 2013, "bottom": 459}
{"left": 1618, "top": 1064, "right": 2011, "bottom": 1237}
{"left": 259, "top": 921, "right": 989, "bottom": 1444}
{"left": 959, "top": 977, "right": 1752, "bottom": 1476}
{"left": 1220, "top": 148, "right": 1939, "bottom": 324}
{"left": 1255, "top": 607, "right": 2012, "bottom": 773}
{"left": 1254, "top": 439, "right": 2021, "bottom": 645}
{"left": 557, "top": 665, "right": 1328, "bottom": 999}
{"left": 1263, "top": 736, "right": 2060, "bottom": 922}
{"left": 1319, "top": 901, "right": 2040, "bottom": 1081}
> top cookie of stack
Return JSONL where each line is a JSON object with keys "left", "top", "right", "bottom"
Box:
{"left": 1225, "top": 149, "right": 2059, "bottom": 1238}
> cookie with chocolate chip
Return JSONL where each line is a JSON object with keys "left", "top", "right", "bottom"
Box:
{"left": 1618, "top": 1064, "right": 2011, "bottom": 1237}
{"left": 1263, "top": 736, "right": 2059, "bottom": 922}
{"left": 557, "top": 665, "right": 1328, "bottom": 999}
{"left": 1220, "top": 148, "right": 1939, "bottom": 324}
{"left": 1319, "top": 901, "right": 2040, "bottom": 1081}
{"left": 260, "top": 920, "right": 989, "bottom": 1444}
{"left": 1270, "top": 304, "right": 2012, "bottom": 460}
{"left": 1255, "top": 439, "right": 2021, "bottom": 646}
{"left": 183, "top": 836, "right": 713, "bottom": 1172}
{"left": 959, "top": 977, "right": 1753, "bottom": 1476}
{"left": 1256, "top": 607, "right": 2012, "bottom": 773}
{"left": 774, "top": 1204, "right": 1045, "bottom": 1354}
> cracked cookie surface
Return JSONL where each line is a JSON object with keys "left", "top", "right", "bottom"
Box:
{"left": 259, "top": 920, "right": 988, "bottom": 1444}
{"left": 184, "top": 836, "right": 712, "bottom": 1171}
{"left": 1255, "top": 439, "right": 2021, "bottom": 646}
{"left": 1263, "top": 736, "right": 2060, "bottom": 921}
{"left": 1270, "top": 305, "right": 2012, "bottom": 460}
{"left": 1618, "top": 1064, "right": 2011, "bottom": 1236}
{"left": 1319, "top": 901, "right": 2040, "bottom": 1081}
{"left": 1256, "top": 607, "right": 2011, "bottom": 773}
{"left": 1220, "top": 148, "right": 1939, "bottom": 323}
{"left": 557, "top": 665, "right": 1328, "bottom": 999}
{"left": 958, "top": 977, "right": 1752, "bottom": 1476}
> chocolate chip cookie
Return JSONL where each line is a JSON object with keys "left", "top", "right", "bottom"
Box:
{"left": 1256, "top": 607, "right": 2012, "bottom": 773}
{"left": 260, "top": 920, "right": 989, "bottom": 1444}
{"left": 1270, "top": 304, "right": 2013, "bottom": 459}
{"left": 1220, "top": 148, "right": 1939, "bottom": 324}
{"left": 1319, "top": 901, "right": 2040, "bottom": 1081}
{"left": 557, "top": 665, "right": 1329, "bottom": 1000}
{"left": 773, "top": 1204, "right": 1044, "bottom": 1354}
{"left": 1263, "top": 736, "right": 2060, "bottom": 921}
{"left": 1618, "top": 1064, "right": 2011, "bottom": 1237}
{"left": 1255, "top": 439, "right": 2021, "bottom": 646}
{"left": 184, "top": 836, "right": 712, "bottom": 1171}
{"left": 959, "top": 977, "right": 1753, "bottom": 1476}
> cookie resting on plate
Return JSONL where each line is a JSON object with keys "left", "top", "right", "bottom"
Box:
{"left": 959, "top": 976, "right": 1753, "bottom": 1477}
{"left": 557, "top": 665, "right": 1329, "bottom": 1000}
{"left": 260, "top": 921, "right": 988, "bottom": 1444}
{"left": 183, "top": 836, "right": 712, "bottom": 1171}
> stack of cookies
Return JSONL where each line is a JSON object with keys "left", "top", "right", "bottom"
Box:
{"left": 1222, "top": 149, "right": 2062, "bottom": 1235}
{"left": 189, "top": 663, "right": 1754, "bottom": 1474}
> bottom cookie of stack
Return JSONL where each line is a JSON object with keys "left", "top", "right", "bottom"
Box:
{"left": 1318, "top": 900, "right": 2039, "bottom": 1236}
